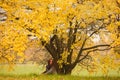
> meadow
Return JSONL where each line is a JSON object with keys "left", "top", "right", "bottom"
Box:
{"left": 0, "top": 64, "right": 120, "bottom": 80}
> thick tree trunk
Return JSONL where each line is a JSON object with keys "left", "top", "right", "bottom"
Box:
{"left": 42, "top": 34, "right": 77, "bottom": 75}
{"left": 56, "top": 67, "right": 73, "bottom": 75}
{"left": 53, "top": 61, "right": 75, "bottom": 75}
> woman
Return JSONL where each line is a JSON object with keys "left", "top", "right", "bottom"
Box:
{"left": 43, "top": 59, "right": 56, "bottom": 74}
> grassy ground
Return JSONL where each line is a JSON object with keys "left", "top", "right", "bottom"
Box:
{"left": 0, "top": 64, "right": 120, "bottom": 80}
{"left": 0, "top": 64, "right": 42, "bottom": 75}
{"left": 0, "top": 75, "right": 120, "bottom": 80}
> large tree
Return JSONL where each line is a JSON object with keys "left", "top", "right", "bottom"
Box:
{"left": 0, "top": 0, "right": 120, "bottom": 74}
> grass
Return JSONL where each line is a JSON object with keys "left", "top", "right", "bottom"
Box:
{"left": 0, "top": 64, "right": 120, "bottom": 80}
{"left": 0, "top": 64, "right": 43, "bottom": 75}
{"left": 0, "top": 74, "right": 120, "bottom": 80}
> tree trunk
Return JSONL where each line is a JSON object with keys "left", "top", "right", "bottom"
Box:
{"left": 53, "top": 60, "right": 75, "bottom": 75}
{"left": 42, "top": 34, "right": 77, "bottom": 75}
{"left": 56, "top": 67, "right": 73, "bottom": 75}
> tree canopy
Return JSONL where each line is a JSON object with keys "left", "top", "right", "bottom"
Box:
{"left": 0, "top": 0, "right": 120, "bottom": 74}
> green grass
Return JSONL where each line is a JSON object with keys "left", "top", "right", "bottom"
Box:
{"left": 0, "top": 64, "right": 120, "bottom": 80}
{"left": 0, "top": 74, "right": 120, "bottom": 80}
{"left": 0, "top": 64, "right": 43, "bottom": 75}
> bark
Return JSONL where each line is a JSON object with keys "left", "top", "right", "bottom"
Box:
{"left": 54, "top": 64, "right": 74, "bottom": 74}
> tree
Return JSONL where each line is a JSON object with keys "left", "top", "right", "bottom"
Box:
{"left": 0, "top": 0, "right": 120, "bottom": 74}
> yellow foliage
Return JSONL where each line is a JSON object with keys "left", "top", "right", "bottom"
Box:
{"left": 0, "top": 0, "right": 120, "bottom": 73}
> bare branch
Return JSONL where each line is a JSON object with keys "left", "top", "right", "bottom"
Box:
{"left": 82, "top": 44, "right": 110, "bottom": 51}
{"left": 87, "top": 25, "right": 104, "bottom": 39}
{"left": 77, "top": 52, "right": 89, "bottom": 63}
{"left": 77, "top": 46, "right": 111, "bottom": 63}
{"left": 74, "top": 37, "right": 87, "bottom": 64}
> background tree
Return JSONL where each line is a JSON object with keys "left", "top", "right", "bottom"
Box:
{"left": 23, "top": 39, "right": 51, "bottom": 64}
{"left": 0, "top": 0, "right": 120, "bottom": 74}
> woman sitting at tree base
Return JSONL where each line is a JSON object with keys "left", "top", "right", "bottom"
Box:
{"left": 42, "top": 59, "right": 57, "bottom": 74}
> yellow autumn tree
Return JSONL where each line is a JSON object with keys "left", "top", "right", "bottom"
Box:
{"left": 0, "top": 0, "right": 120, "bottom": 74}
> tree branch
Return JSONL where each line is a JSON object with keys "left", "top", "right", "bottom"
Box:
{"left": 77, "top": 46, "right": 111, "bottom": 63}
{"left": 50, "top": 35, "right": 65, "bottom": 59}
{"left": 77, "top": 52, "right": 89, "bottom": 63}
{"left": 74, "top": 37, "right": 87, "bottom": 64}
{"left": 86, "top": 24, "right": 105, "bottom": 40}
{"left": 67, "top": 21, "right": 79, "bottom": 64}
{"left": 82, "top": 44, "right": 110, "bottom": 51}
{"left": 42, "top": 39, "right": 57, "bottom": 59}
